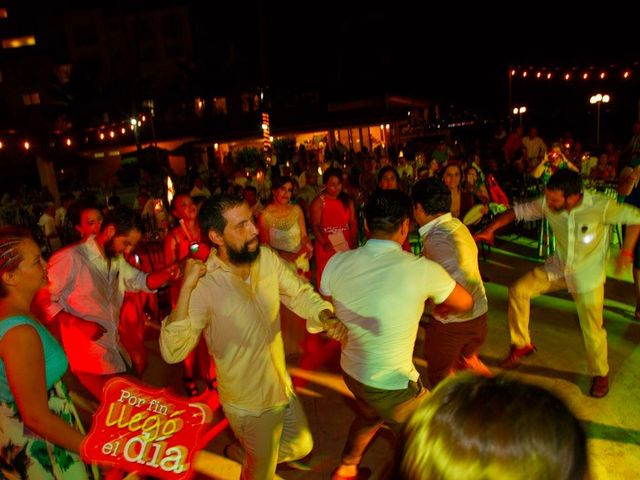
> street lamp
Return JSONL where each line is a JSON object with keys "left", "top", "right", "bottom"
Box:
{"left": 589, "top": 93, "right": 610, "bottom": 145}
{"left": 512, "top": 106, "right": 527, "bottom": 126}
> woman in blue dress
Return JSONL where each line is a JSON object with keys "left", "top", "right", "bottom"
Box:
{"left": 0, "top": 226, "right": 95, "bottom": 479}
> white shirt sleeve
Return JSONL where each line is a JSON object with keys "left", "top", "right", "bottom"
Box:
{"left": 514, "top": 197, "right": 545, "bottom": 222}
{"left": 43, "top": 249, "right": 74, "bottom": 318}
{"left": 266, "top": 248, "right": 333, "bottom": 333}
{"left": 55, "top": 208, "right": 65, "bottom": 228}
{"left": 160, "top": 280, "right": 211, "bottom": 364}
{"left": 118, "top": 256, "right": 154, "bottom": 293}
{"left": 422, "top": 258, "right": 457, "bottom": 304}
{"left": 602, "top": 198, "right": 640, "bottom": 225}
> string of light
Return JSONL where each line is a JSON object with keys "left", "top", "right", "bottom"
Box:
{"left": 0, "top": 113, "right": 150, "bottom": 152}
{"left": 509, "top": 62, "right": 639, "bottom": 81}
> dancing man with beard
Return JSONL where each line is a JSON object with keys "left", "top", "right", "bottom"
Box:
{"left": 476, "top": 169, "right": 640, "bottom": 398}
{"left": 37, "top": 206, "right": 179, "bottom": 401}
{"left": 160, "top": 194, "right": 347, "bottom": 480}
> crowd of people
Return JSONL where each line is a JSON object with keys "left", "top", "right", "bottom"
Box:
{"left": 1, "top": 121, "right": 640, "bottom": 479}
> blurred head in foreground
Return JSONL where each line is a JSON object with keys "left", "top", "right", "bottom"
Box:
{"left": 393, "top": 373, "right": 587, "bottom": 480}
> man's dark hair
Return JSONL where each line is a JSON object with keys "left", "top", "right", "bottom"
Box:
{"left": 198, "top": 193, "right": 245, "bottom": 235}
{"left": 66, "top": 201, "right": 102, "bottom": 229}
{"left": 546, "top": 169, "right": 583, "bottom": 197}
{"left": 364, "top": 189, "right": 412, "bottom": 235}
{"left": 100, "top": 205, "right": 142, "bottom": 236}
{"left": 411, "top": 178, "right": 451, "bottom": 215}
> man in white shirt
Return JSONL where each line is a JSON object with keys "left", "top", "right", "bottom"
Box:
{"left": 412, "top": 178, "right": 491, "bottom": 387}
{"left": 190, "top": 177, "right": 211, "bottom": 198}
{"left": 38, "top": 202, "right": 61, "bottom": 252}
{"left": 242, "top": 185, "right": 264, "bottom": 220}
{"left": 522, "top": 127, "right": 547, "bottom": 169}
{"left": 476, "top": 170, "right": 640, "bottom": 398}
{"left": 297, "top": 168, "right": 321, "bottom": 224}
{"left": 396, "top": 152, "right": 414, "bottom": 182}
{"left": 321, "top": 190, "right": 473, "bottom": 480}
{"left": 55, "top": 193, "right": 75, "bottom": 230}
{"left": 160, "top": 193, "right": 346, "bottom": 480}
{"left": 39, "top": 206, "right": 178, "bottom": 400}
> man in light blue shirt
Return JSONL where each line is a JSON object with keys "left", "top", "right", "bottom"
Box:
{"left": 412, "top": 178, "right": 491, "bottom": 388}
{"left": 321, "top": 189, "right": 473, "bottom": 480}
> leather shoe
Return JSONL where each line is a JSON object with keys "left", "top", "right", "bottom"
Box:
{"left": 499, "top": 344, "right": 536, "bottom": 369}
{"left": 456, "top": 354, "right": 493, "bottom": 377}
{"left": 590, "top": 375, "right": 609, "bottom": 398}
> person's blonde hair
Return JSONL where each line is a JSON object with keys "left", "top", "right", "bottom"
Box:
{"left": 396, "top": 373, "right": 587, "bottom": 480}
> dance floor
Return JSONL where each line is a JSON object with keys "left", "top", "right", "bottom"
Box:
{"left": 84, "top": 232, "right": 639, "bottom": 479}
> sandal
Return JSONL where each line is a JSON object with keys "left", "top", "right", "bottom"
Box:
{"left": 182, "top": 377, "right": 199, "bottom": 397}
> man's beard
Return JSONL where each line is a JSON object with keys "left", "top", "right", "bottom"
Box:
{"left": 226, "top": 238, "right": 260, "bottom": 265}
{"left": 103, "top": 238, "right": 117, "bottom": 258}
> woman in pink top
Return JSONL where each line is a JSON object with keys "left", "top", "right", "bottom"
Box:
{"left": 301, "top": 168, "right": 357, "bottom": 386}
{"left": 164, "top": 192, "right": 214, "bottom": 396}
{"left": 310, "top": 167, "right": 358, "bottom": 287}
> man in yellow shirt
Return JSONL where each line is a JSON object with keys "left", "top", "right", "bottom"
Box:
{"left": 160, "top": 193, "right": 346, "bottom": 479}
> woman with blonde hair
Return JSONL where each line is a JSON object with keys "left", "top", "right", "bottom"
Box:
{"left": 393, "top": 373, "right": 587, "bottom": 480}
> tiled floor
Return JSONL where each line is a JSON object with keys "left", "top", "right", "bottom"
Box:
{"left": 128, "top": 234, "right": 640, "bottom": 479}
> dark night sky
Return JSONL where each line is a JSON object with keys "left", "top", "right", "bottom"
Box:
{"left": 263, "top": 3, "right": 638, "bottom": 102}
{"left": 32, "top": 2, "right": 640, "bottom": 116}
{"left": 12, "top": 1, "right": 640, "bottom": 141}
{"left": 257, "top": 2, "right": 639, "bottom": 139}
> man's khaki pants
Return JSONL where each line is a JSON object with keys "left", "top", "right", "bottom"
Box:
{"left": 223, "top": 395, "right": 313, "bottom": 480}
{"left": 340, "top": 373, "right": 428, "bottom": 468}
{"left": 508, "top": 266, "right": 608, "bottom": 376}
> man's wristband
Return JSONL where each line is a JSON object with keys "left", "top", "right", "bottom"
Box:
{"left": 620, "top": 250, "right": 634, "bottom": 259}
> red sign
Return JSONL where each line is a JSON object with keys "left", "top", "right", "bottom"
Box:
{"left": 81, "top": 377, "right": 212, "bottom": 479}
